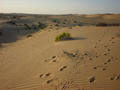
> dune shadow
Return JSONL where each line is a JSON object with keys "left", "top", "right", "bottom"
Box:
{"left": 0, "top": 29, "right": 21, "bottom": 44}
{"left": 0, "top": 28, "right": 38, "bottom": 44}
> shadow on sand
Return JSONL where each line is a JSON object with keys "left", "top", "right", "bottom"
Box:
{"left": 71, "top": 37, "right": 87, "bottom": 40}
{"left": 60, "top": 37, "right": 87, "bottom": 42}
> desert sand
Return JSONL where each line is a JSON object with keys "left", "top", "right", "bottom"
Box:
{"left": 0, "top": 14, "right": 120, "bottom": 90}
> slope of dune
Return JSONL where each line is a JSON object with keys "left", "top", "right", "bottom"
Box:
{"left": 0, "top": 26, "right": 120, "bottom": 90}
{"left": 85, "top": 14, "right": 120, "bottom": 20}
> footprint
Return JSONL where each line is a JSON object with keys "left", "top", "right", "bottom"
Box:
{"left": 89, "top": 76, "right": 95, "bottom": 83}
{"left": 45, "top": 73, "right": 51, "bottom": 77}
{"left": 52, "top": 56, "right": 56, "bottom": 59}
{"left": 104, "top": 45, "right": 108, "bottom": 48}
{"left": 61, "top": 81, "right": 73, "bottom": 90}
{"left": 96, "top": 56, "right": 98, "bottom": 58}
{"left": 78, "top": 89, "right": 84, "bottom": 90}
{"left": 110, "top": 74, "right": 120, "bottom": 80}
{"left": 102, "top": 68, "right": 106, "bottom": 71}
{"left": 59, "top": 66, "right": 67, "bottom": 71}
{"left": 45, "top": 56, "right": 57, "bottom": 62}
{"left": 40, "top": 74, "right": 44, "bottom": 78}
{"left": 94, "top": 46, "right": 97, "bottom": 48}
{"left": 112, "top": 41, "right": 115, "bottom": 44}
{"left": 93, "top": 67, "right": 97, "bottom": 69}
{"left": 104, "top": 59, "right": 112, "bottom": 65}
{"left": 107, "top": 49, "right": 111, "bottom": 52}
{"left": 46, "top": 79, "right": 53, "bottom": 84}
{"left": 104, "top": 53, "right": 107, "bottom": 56}
{"left": 84, "top": 53, "right": 88, "bottom": 56}
{"left": 52, "top": 60, "right": 56, "bottom": 62}
{"left": 93, "top": 66, "right": 102, "bottom": 70}
{"left": 111, "top": 37, "right": 115, "bottom": 39}
{"left": 104, "top": 62, "right": 107, "bottom": 65}
{"left": 44, "top": 59, "right": 50, "bottom": 62}
{"left": 98, "top": 40, "right": 101, "bottom": 42}
{"left": 89, "top": 58, "right": 92, "bottom": 60}
{"left": 40, "top": 73, "right": 52, "bottom": 78}
{"left": 107, "top": 59, "right": 111, "bottom": 63}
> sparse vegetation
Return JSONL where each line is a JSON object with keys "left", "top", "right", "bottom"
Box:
{"left": 7, "top": 20, "right": 16, "bottom": 25}
{"left": 24, "top": 24, "right": 31, "bottom": 30}
{"left": 38, "top": 22, "right": 47, "bottom": 29}
{"left": 55, "top": 24, "right": 59, "bottom": 26}
{"left": 52, "top": 19, "right": 60, "bottom": 24}
{"left": 27, "top": 34, "right": 32, "bottom": 38}
{"left": 52, "top": 19, "right": 57, "bottom": 23}
{"left": 74, "top": 21, "right": 77, "bottom": 23}
{"left": 55, "top": 32, "right": 72, "bottom": 41}
{"left": 96, "top": 23, "right": 120, "bottom": 26}
{"left": 32, "top": 24, "right": 37, "bottom": 29}
{"left": 63, "top": 22, "right": 66, "bottom": 24}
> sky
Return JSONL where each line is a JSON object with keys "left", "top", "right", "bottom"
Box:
{"left": 0, "top": 0, "right": 120, "bottom": 14}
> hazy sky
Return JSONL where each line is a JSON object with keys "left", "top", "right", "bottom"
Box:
{"left": 0, "top": 0, "right": 120, "bottom": 14}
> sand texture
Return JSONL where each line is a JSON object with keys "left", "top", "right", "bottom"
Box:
{"left": 0, "top": 14, "right": 120, "bottom": 90}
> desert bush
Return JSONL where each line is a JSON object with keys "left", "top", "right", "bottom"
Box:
{"left": 52, "top": 19, "right": 60, "bottom": 24}
{"left": 55, "top": 24, "right": 59, "bottom": 26}
{"left": 38, "top": 22, "right": 47, "bottom": 29}
{"left": 53, "top": 19, "right": 57, "bottom": 23}
{"left": 74, "top": 21, "right": 77, "bottom": 23}
{"left": 63, "top": 22, "right": 66, "bottom": 24}
{"left": 96, "top": 23, "right": 120, "bottom": 26}
{"left": 32, "top": 24, "right": 37, "bottom": 29}
{"left": 7, "top": 20, "right": 16, "bottom": 25}
{"left": 24, "top": 24, "right": 31, "bottom": 30}
{"left": 55, "top": 32, "right": 71, "bottom": 41}
{"left": 27, "top": 34, "right": 32, "bottom": 38}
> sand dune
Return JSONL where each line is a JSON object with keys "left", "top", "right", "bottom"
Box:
{"left": 0, "top": 25, "right": 120, "bottom": 90}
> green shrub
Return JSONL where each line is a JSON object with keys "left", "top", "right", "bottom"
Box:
{"left": 38, "top": 22, "right": 47, "bottom": 29}
{"left": 55, "top": 24, "right": 59, "bottom": 26}
{"left": 53, "top": 19, "right": 57, "bottom": 23}
{"left": 55, "top": 32, "right": 71, "bottom": 41}
{"left": 52, "top": 19, "right": 60, "bottom": 24}
{"left": 27, "top": 34, "right": 32, "bottom": 38}
{"left": 63, "top": 22, "right": 66, "bottom": 24}
{"left": 24, "top": 24, "right": 31, "bottom": 30}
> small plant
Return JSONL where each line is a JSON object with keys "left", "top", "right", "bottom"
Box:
{"left": 27, "top": 34, "right": 32, "bottom": 38}
{"left": 53, "top": 19, "right": 57, "bottom": 23}
{"left": 55, "top": 24, "right": 59, "bottom": 26}
{"left": 24, "top": 24, "right": 31, "bottom": 30}
{"left": 55, "top": 32, "right": 72, "bottom": 41}
{"left": 74, "top": 21, "right": 77, "bottom": 23}
{"left": 63, "top": 22, "right": 66, "bottom": 24}
{"left": 7, "top": 20, "right": 16, "bottom": 25}
{"left": 32, "top": 24, "right": 37, "bottom": 29}
{"left": 38, "top": 22, "right": 47, "bottom": 29}
{"left": 96, "top": 23, "right": 120, "bottom": 27}
{"left": 52, "top": 19, "right": 60, "bottom": 24}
